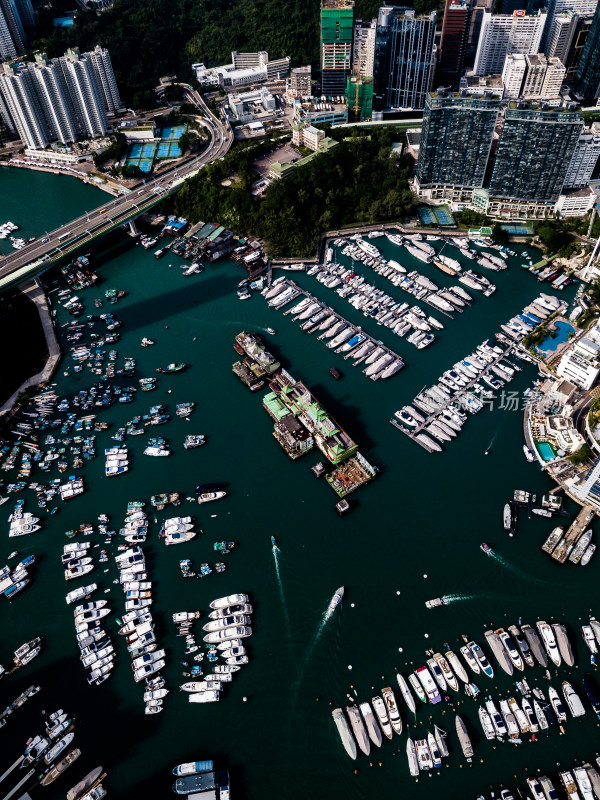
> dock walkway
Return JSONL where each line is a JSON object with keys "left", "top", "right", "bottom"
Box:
{"left": 271, "top": 278, "right": 404, "bottom": 374}
{"left": 551, "top": 504, "right": 594, "bottom": 563}
{"left": 390, "top": 345, "right": 519, "bottom": 451}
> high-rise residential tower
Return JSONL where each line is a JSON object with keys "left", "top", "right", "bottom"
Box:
{"left": 372, "top": 5, "right": 436, "bottom": 112}
{"left": 487, "top": 100, "right": 583, "bottom": 202}
{"left": 473, "top": 10, "right": 547, "bottom": 75}
{"left": 320, "top": 0, "right": 354, "bottom": 95}
{"left": 0, "top": 46, "right": 122, "bottom": 148}
{"left": 415, "top": 89, "right": 501, "bottom": 198}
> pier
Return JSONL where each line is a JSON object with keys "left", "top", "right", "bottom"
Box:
{"left": 551, "top": 504, "right": 594, "bottom": 563}
{"left": 390, "top": 344, "right": 519, "bottom": 451}
{"left": 271, "top": 279, "right": 405, "bottom": 375}
{"left": 0, "top": 685, "right": 39, "bottom": 725}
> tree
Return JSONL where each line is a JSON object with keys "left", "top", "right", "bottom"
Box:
{"left": 569, "top": 444, "right": 592, "bottom": 465}
{"left": 491, "top": 223, "right": 509, "bottom": 245}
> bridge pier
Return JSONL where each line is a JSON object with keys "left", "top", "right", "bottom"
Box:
{"left": 128, "top": 219, "right": 140, "bottom": 237}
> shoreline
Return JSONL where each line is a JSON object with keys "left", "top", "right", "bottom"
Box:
{"left": 1, "top": 159, "right": 124, "bottom": 197}
{"left": 0, "top": 278, "right": 60, "bottom": 419}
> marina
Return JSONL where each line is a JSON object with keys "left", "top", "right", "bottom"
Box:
{"left": 1, "top": 167, "right": 600, "bottom": 800}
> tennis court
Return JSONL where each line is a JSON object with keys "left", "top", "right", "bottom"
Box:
{"left": 418, "top": 207, "right": 436, "bottom": 225}
{"left": 161, "top": 125, "right": 186, "bottom": 140}
{"left": 126, "top": 142, "right": 157, "bottom": 172}
{"left": 156, "top": 142, "right": 182, "bottom": 158}
{"left": 433, "top": 207, "right": 455, "bottom": 226}
{"left": 501, "top": 224, "right": 534, "bottom": 235}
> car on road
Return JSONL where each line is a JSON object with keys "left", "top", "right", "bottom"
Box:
{"left": 41, "top": 237, "right": 49, "bottom": 243}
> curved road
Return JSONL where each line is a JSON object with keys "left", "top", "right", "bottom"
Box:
{"left": 0, "top": 90, "right": 233, "bottom": 290}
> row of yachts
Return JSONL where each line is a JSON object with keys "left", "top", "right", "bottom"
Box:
{"left": 177, "top": 593, "right": 253, "bottom": 705}
{"left": 114, "top": 545, "right": 165, "bottom": 715}
{"left": 394, "top": 290, "right": 562, "bottom": 451}
{"left": 334, "top": 230, "right": 504, "bottom": 283}
{"left": 394, "top": 339, "right": 523, "bottom": 452}
{"left": 333, "top": 618, "right": 595, "bottom": 757}
{"left": 479, "top": 761, "right": 600, "bottom": 800}
{"left": 263, "top": 282, "right": 405, "bottom": 380}
{"left": 67, "top": 540, "right": 115, "bottom": 688}
{"left": 333, "top": 234, "right": 497, "bottom": 310}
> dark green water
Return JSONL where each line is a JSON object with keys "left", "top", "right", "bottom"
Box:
{"left": 1, "top": 169, "right": 598, "bottom": 800}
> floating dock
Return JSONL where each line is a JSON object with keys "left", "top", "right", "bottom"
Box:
{"left": 551, "top": 504, "right": 595, "bottom": 563}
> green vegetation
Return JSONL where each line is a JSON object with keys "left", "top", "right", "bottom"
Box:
{"left": 172, "top": 128, "right": 416, "bottom": 256}
{"left": 31, "top": 0, "right": 383, "bottom": 105}
{"left": 534, "top": 219, "right": 577, "bottom": 258}
{"left": 568, "top": 444, "right": 592, "bottom": 465}
{"left": 588, "top": 398, "right": 600, "bottom": 433}
{"left": 0, "top": 290, "right": 48, "bottom": 407}
{"left": 491, "top": 222, "right": 509, "bottom": 245}
{"left": 454, "top": 209, "right": 489, "bottom": 228}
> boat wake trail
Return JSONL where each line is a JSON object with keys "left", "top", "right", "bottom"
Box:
{"left": 486, "top": 550, "right": 554, "bottom": 585}
{"left": 272, "top": 544, "right": 293, "bottom": 645}
{"left": 441, "top": 593, "right": 478, "bottom": 604}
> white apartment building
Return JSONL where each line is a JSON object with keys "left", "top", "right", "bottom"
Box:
{"left": 89, "top": 45, "right": 123, "bottom": 114}
{"left": 502, "top": 53, "right": 527, "bottom": 98}
{"left": 473, "top": 11, "right": 547, "bottom": 75}
{"left": 545, "top": 12, "right": 576, "bottom": 60}
{"left": 522, "top": 53, "right": 548, "bottom": 97}
{"left": 352, "top": 19, "right": 376, "bottom": 77}
{"left": 502, "top": 51, "right": 565, "bottom": 99}
{"left": 556, "top": 335, "right": 600, "bottom": 389}
{"left": 541, "top": 56, "right": 566, "bottom": 96}
{"left": 563, "top": 122, "right": 600, "bottom": 188}
{"left": 0, "top": 46, "right": 121, "bottom": 149}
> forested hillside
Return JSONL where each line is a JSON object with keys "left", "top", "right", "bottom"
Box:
{"left": 31, "top": 0, "right": 371, "bottom": 105}
{"left": 32, "top": 0, "right": 436, "bottom": 106}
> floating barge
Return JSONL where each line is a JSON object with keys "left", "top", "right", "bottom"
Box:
{"left": 325, "top": 453, "right": 378, "bottom": 497}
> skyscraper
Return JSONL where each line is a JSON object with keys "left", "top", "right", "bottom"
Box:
{"left": 372, "top": 6, "right": 437, "bottom": 112}
{"left": 488, "top": 100, "right": 582, "bottom": 202}
{"left": 352, "top": 18, "right": 376, "bottom": 77}
{"left": 562, "top": 13, "right": 594, "bottom": 82}
{"left": 437, "top": 0, "right": 471, "bottom": 87}
{"left": 541, "top": 0, "right": 597, "bottom": 50}
{"left": 473, "top": 10, "right": 547, "bottom": 75}
{"left": 572, "top": 1, "right": 600, "bottom": 99}
{"left": 320, "top": 0, "right": 354, "bottom": 95}
{"left": 415, "top": 90, "right": 501, "bottom": 194}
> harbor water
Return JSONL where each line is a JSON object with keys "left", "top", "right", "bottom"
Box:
{"left": 1, "top": 168, "right": 599, "bottom": 800}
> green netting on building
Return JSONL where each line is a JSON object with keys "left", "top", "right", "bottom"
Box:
{"left": 346, "top": 77, "right": 373, "bottom": 120}
{"left": 321, "top": 6, "right": 354, "bottom": 44}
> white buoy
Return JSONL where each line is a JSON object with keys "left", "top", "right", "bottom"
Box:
{"left": 424, "top": 634, "right": 429, "bottom": 638}
{"left": 243, "top": 697, "right": 247, "bottom": 702}
{"left": 398, "top": 647, "right": 403, "bottom": 652}
{"left": 423, "top": 574, "right": 428, "bottom": 578}
{"left": 396, "top": 591, "right": 401, "bottom": 595}
{"left": 350, "top": 603, "right": 355, "bottom": 608}
{"left": 348, "top": 665, "right": 353, "bottom": 670}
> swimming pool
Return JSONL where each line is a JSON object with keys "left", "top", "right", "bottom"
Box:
{"left": 536, "top": 441, "right": 556, "bottom": 461}
{"left": 534, "top": 320, "right": 574, "bottom": 353}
